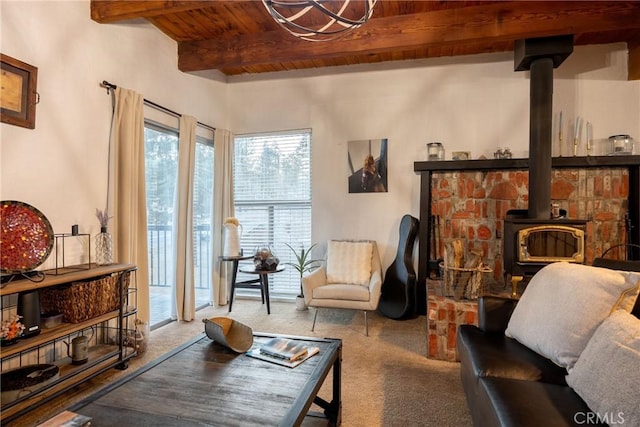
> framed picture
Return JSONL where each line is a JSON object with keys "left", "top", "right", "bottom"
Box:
{"left": 1, "top": 54, "right": 38, "bottom": 129}
{"left": 347, "top": 138, "right": 388, "bottom": 193}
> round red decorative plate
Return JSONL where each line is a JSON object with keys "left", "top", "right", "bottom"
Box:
{"left": 0, "top": 201, "right": 54, "bottom": 274}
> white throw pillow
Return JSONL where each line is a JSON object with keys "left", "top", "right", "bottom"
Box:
{"left": 326, "top": 240, "right": 373, "bottom": 286}
{"left": 566, "top": 310, "right": 640, "bottom": 427}
{"left": 505, "top": 262, "right": 640, "bottom": 371}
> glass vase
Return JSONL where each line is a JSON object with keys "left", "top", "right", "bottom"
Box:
{"left": 95, "top": 227, "right": 113, "bottom": 266}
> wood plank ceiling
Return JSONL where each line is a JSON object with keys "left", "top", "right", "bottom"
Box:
{"left": 91, "top": 1, "right": 640, "bottom": 78}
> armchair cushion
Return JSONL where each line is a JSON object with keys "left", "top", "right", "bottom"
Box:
{"left": 312, "top": 283, "right": 371, "bottom": 302}
{"left": 326, "top": 240, "right": 373, "bottom": 286}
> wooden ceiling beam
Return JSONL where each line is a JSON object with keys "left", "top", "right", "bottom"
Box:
{"left": 177, "top": 1, "right": 640, "bottom": 72}
{"left": 90, "top": 0, "right": 212, "bottom": 23}
{"left": 629, "top": 34, "right": 640, "bottom": 80}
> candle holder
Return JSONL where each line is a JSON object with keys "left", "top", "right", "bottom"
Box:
{"left": 607, "top": 135, "right": 634, "bottom": 155}
{"left": 573, "top": 116, "right": 582, "bottom": 157}
{"left": 427, "top": 142, "right": 445, "bottom": 161}
{"left": 51, "top": 233, "right": 91, "bottom": 275}
{"left": 586, "top": 122, "right": 592, "bottom": 156}
{"left": 558, "top": 111, "right": 563, "bottom": 157}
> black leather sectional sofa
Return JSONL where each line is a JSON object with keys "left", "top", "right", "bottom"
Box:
{"left": 457, "top": 261, "right": 640, "bottom": 427}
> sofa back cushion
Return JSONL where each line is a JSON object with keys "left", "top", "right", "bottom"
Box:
{"left": 326, "top": 240, "right": 373, "bottom": 286}
{"left": 592, "top": 257, "right": 640, "bottom": 318}
{"left": 505, "top": 262, "right": 640, "bottom": 371}
{"left": 566, "top": 310, "right": 640, "bottom": 427}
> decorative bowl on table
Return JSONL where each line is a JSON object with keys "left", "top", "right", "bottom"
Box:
{"left": 253, "top": 246, "right": 279, "bottom": 271}
{"left": 1, "top": 364, "right": 60, "bottom": 405}
{"left": 203, "top": 317, "right": 253, "bottom": 353}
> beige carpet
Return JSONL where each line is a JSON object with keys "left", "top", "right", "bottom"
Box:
{"left": 11, "top": 300, "right": 472, "bottom": 427}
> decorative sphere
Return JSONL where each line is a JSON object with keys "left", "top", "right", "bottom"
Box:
{"left": 262, "top": 0, "right": 377, "bottom": 42}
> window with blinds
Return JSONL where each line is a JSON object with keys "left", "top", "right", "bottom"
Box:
{"left": 234, "top": 130, "right": 313, "bottom": 298}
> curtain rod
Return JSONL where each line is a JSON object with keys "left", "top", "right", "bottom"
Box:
{"left": 100, "top": 80, "right": 216, "bottom": 132}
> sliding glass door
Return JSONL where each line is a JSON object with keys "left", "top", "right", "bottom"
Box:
{"left": 144, "top": 118, "right": 215, "bottom": 328}
{"left": 145, "top": 122, "right": 179, "bottom": 327}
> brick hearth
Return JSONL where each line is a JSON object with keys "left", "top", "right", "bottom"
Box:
{"left": 427, "top": 289, "right": 478, "bottom": 362}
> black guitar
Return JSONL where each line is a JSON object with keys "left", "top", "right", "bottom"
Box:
{"left": 378, "top": 214, "right": 419, "bottom": 319}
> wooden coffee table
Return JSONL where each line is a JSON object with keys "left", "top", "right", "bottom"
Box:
{"left": 68, "top": 332, "right": 342, "bottom": 426}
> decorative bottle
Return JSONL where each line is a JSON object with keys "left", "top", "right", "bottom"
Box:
{"left": 95, "top": 226, "right": 113, "bottom": 265}
{"left": 222, "top": 217, "right": 242, "bottom": 257}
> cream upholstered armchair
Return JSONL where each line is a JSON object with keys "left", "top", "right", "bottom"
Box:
{"left": 302, "top": 240, "right": 383, "bottom": 336}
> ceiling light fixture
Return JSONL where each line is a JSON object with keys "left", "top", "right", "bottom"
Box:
{"left": 262, "top": 0, "right": 377, "bottom": 42}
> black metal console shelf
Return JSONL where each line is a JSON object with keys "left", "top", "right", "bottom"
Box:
{"left": 0, "top": 264, "right": 138, "bottom": 424}
{"left": 413, "top": 155, "right": 640, "bottom": 315}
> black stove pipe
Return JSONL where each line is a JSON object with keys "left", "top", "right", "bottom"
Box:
{"left": 514, "top": 35, "right": 573, "bottom": 219}
{"left": 528, "top": 57, "right": 554, "bottom": 219}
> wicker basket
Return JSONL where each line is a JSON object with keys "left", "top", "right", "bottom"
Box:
{"left": 40, "top": 271, "right": 130, "bottom": 323}
{"left": 439, "top": 261, "right": 492, "bottom": 300}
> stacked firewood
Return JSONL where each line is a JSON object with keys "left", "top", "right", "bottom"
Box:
{"left": 441, "top": 240, "right": 488, "bottom": 300}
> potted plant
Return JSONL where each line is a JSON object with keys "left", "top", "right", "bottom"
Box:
{"left": 284, "top": 243, "right": 322, "bottom": 311}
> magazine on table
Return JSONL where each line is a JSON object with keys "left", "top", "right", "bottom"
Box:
{"left": 260, "top": 337, "right": 310, "bottom": 361}
{"left": 37, "top": 411, "right": 92, "bottom": 427}
{"left": 247, "top": 337, "right": 320, "bottom": 368}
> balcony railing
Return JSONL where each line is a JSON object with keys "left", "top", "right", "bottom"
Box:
{"left": 147, "top": 224, "right": 211, "bottom": 289}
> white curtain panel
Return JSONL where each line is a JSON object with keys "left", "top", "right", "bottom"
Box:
{"left": 111, "top": 87, "right": 150, "bottom": 323}
{"left": 212, "top": 129, "right": 235, "bottom": 306}
{"left": 174, "top": 115, "right": 197, "bottom": 321}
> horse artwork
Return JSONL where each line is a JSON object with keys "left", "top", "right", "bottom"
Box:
{"left": 347, "top": 139, "right": 388, "bottom": 193}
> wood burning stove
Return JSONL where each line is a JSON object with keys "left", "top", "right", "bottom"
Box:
{"left": 504, "top": 209, "right": 587, "bottom": 295}
{"left": 517, "top": 225, "right": 584, "bottom": 264}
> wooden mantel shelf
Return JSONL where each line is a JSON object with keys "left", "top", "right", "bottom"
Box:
{"left": 414, "top": 155, "right": 640, "bottom": 173}
{"left": 412, "top": 155, "right": 640, "bottom": 316}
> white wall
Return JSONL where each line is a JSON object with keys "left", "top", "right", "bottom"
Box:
{"left": 227, "top": 45, "right": 640, "bottom": 266}
{"left": 1, "top": 0, "right": 228, "bottom": 268}
{"left": 2, "top": 0, "right": 639, "bottom": 271}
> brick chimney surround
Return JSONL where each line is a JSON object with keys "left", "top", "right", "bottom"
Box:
{"left": 413, "top": 155, "right": 640, "bottom": 315}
